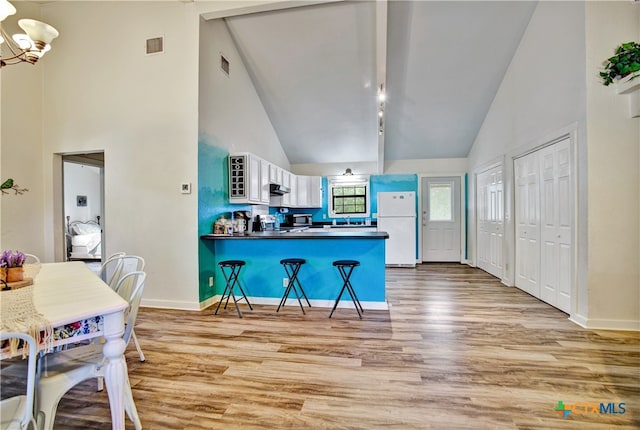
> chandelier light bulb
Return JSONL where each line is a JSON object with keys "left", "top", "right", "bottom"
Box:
{"left": 0, "top": 4, "right": 60, "bottom": 67}
{"left": 0, "top": 0, "right": 16, "bottom": 22}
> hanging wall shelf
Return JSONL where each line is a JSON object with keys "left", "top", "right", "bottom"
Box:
{"left": 616, "top": 76, "right": 640, "bottom": 118}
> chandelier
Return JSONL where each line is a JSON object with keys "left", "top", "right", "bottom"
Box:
{"left": 0, "top": 0, "right": 59, "bottom": 67}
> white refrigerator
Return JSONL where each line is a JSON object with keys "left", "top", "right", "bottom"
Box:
{"left": 377, "top": 191, "right": 417, "bottom": 267}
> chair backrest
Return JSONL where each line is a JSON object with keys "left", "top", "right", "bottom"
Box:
{"left": 23, "top": 253, "right": 40, "bottom": 264}
{"left": 98, "top": 253, "right": 125, "bottom": 289}
{"left": 0, "top": 332, "right": 37, "bottom": 429}
{"left": 111, "top": 255, "right": 145, "bottom": 287}
{"left": 113, "top": 271, "right": 147, "bottom": 345}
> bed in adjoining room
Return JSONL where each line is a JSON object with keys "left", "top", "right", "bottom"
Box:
{"left": 66, "top": 216, "right": 102, "bottom": 260}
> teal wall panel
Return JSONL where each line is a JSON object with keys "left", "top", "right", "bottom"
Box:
{"left": 198, "top": 135, "right": 251, "bottom": 301}
{"left": 212, "top": 237, "right": 386, "bottom": 302}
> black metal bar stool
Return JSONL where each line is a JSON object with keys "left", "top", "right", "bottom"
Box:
{"left": 277, "top": 258, "right": 311, "bottom": 314}
{"left": 215, "top": 260, "right": 253, "bottom": 318}
{"left": 329, "top": 260, "right": 364, "bottom": 319}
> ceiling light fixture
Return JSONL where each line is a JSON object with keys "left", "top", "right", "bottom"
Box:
{"left": 0, "top": 0, "right": 59, "bottom": 67}
{"left": 377, "top": 84, "right": 386, "bottom": 103}
{"left": 377, "top": 84, "right": 386, "bottom": 135}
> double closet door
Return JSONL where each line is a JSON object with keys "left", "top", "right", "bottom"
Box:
{"left": 514, "top": 138, "right": 572, "bottom": 313}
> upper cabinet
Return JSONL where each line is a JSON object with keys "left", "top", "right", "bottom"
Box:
{"left": 269, "top": 164, "right": 282, "bottom": 185}
{"left": 229, "top": 153, "right": 270, "bottom": 205}
{"left": 296, "top": 175, "right": 309, "bottom": 207}
{"left": 229, "top": 152, "right": 322, "bottom": 208}
{"left": 294, "top": 175, "right": 322, "bottom": 208}
{"left": 308, "top": 176, "right": 322, "bottom": 208}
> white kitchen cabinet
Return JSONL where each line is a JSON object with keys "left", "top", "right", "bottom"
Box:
{"left": 260, "top": 159, "right": 270, "bottom": 204}
{"left": 296, "top": 175, "right": 309, "bottom": 207}
{"left": 269, "top": 164, "right": 282, "bottom": 185}
{"left": 293, "top": 175, "right": 322, "bottom": 208}
{"left": 248, "top": 155, "right": 261, "bottom": 203}
{"left": 229, "top": 153, "right": 270, "bottom": 205}
{"left": 309, "top": 176, "right": 322, "bottom": 208}
{"left": 288, "top": 173, "right": 298, "bottom": 207}
{"left": 281, "top": 170, "right": 291, "bottom": 206}
{"left": 229, "top": 153, "right": 321, "bottom": 208}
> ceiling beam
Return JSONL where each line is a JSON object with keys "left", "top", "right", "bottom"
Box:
{"left": 376, "top": 0, "right": 387, "bottom": 174}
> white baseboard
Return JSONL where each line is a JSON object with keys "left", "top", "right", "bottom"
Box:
{"left": 141, "top": 298, "right": 203, "bottom": 311}
{"left": 570, "top": 315, "right": 640, "bottom": 331}
{"left": 141, "top": 296, "right": 389, "bottom": 311}
{"left": 250, "top": 297, "right": 389, "bottom": 311}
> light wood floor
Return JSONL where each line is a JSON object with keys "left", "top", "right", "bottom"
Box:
{"left": 3, "top": 263, "right": 639, "bottom": 429}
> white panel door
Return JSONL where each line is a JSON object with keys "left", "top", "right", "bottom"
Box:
{"left": 422, "top": 177, "right": 461, "bottom": 262}
{"left": 539, "top": 139, "right": 572, "bottom": 313}
{"left": 476, "top": 165, "right": 504, "bottom": 279}
{"left": 514, "top": 153, "right": 540, "bottom": 297}
{"left": 514, "top": 138, "right": 573, "bottom": 313}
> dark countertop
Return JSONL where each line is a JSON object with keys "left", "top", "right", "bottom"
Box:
{"left": 201, "top": 230, "right": 389, "bottom": 240}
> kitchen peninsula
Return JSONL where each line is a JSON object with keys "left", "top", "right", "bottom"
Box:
{"left": 201, "top": 230, "right": 389, "bottom": 310}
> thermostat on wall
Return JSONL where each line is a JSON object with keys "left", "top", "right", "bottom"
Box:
{"left": 181, "top": 183, "right": 191, "bottom": 194}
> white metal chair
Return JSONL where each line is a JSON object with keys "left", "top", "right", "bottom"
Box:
{"left": 22, "top": 254, "right": 40, "bottom": 264}
{"left": 35, "top": 271, "right": 147, "bottom": 430}
{"left": 0, "top": 332, "right": 38, "bottom": 430}
{"left": 97, "top": 252, "right": 126, "bottom": 289}
{"left": 110, "top": 255, "right": 146, "bottom": 362}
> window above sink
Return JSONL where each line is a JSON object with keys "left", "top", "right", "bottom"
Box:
{"left": 327, "top": 175, "right": 370, "bottom": 219}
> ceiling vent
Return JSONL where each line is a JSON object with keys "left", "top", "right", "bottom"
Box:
{"left": 146, "top": 36, "right": 164, "bottom": 55}
{"left": 221, "top": 54, "right": 230, "bottom": 76}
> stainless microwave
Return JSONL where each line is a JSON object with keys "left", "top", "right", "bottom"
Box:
{"left": 287, "top": 213, "right": 313, "bottom": 227}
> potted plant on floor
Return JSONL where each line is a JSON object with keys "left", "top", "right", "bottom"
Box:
{"left": 0, "top": 250, "right": 26, "bottom": 283}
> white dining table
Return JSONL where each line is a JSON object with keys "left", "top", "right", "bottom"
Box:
{"left": 0, "top": 261, "right": 130, "bottom": 429}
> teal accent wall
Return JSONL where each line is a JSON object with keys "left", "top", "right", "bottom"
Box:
{"left": 370, "top": 174, "right": 418, "bottom": 216}
{"left": 198, "top": 136, "right": 251, "bottom": 301}
{"left": 211, "top": 237, "right": 386, "bottom": 302}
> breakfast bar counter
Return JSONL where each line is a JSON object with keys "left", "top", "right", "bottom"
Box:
{"left": 201, "top": 230, "right": 389, "bottom": 309}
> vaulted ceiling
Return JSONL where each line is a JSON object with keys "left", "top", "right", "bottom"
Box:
{"left": 222, "top": 1, "right": 537, "bottom": 167}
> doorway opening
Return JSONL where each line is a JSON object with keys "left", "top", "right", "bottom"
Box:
{"left": 62, "top": 153, "right": 105, "bottom": 265}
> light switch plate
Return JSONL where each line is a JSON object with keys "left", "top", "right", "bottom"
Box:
{"left": 181, "top": 183, "right": 191, "bottom": 194}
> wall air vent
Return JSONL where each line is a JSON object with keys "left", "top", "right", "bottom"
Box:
{"left": 146, "top": 37, "right": 164, "bottom": 55}
{"left": 221, "top": 55, "right": 230, "bottom": 76}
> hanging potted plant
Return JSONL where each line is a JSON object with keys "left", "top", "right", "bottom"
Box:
{"left": 0, "top": 250, "right": 26, "bottom": 283}
{"left": 600, "top": 41, "right": 640, "bottom": 87}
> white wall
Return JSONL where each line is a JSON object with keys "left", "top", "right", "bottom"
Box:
{"left": 63, "top": 163, "right": 101, "bottom": 223}
{"left": 1, "top": 0, "right": 289, "bottom": 310}
{"left": 584, "top": 2, "right": 639, "bottom": 329}
{"left": 292, "top": 158, "right": 467, "bottom": 177}
{"left": 0, "top": 1, "right": 46, "bottom": 257}
{"left": 468, "top": 1, "right": 640, "bottom": 330}
{"left": 199, "top": 18, "right": 290, "bottom": 169}
{"left": 37, "top": 1, "right": 201, "bottom": 309}
{"left": 291, "top": 161, "right": 377, "bottom": 176}
{"left": 385, "top": 158, "right": 468, "bottom": 175}
{"left": 467, "top": 1, "right": 587, "bottom": 304}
